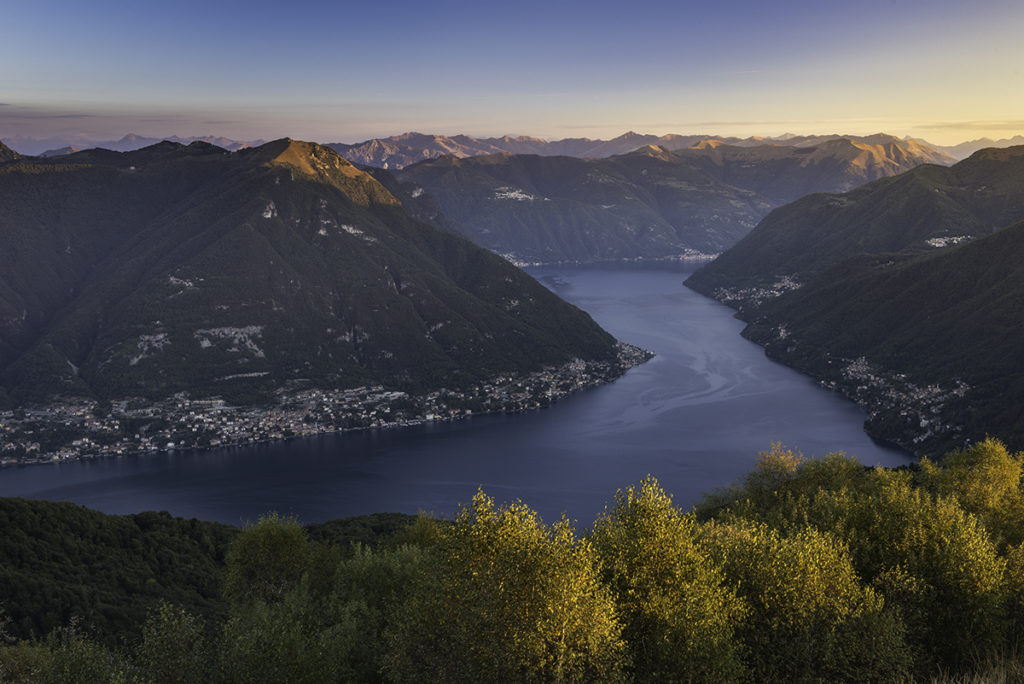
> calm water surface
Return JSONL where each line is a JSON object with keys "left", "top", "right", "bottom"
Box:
{"left": 0, "top": 265, "right": 910, "bottom": 525}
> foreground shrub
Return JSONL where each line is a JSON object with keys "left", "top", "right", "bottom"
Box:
{"left": 703, "top": 519, "right": 910, "bottom": 682}
{"left": 591, "top": 478, "right": 746, "bottom": 682}
{"left": 223, "top": 512, "right": 312, "bottom": 606}
{"left": 918, "top": 438, "right": 1024, "bottom": 549}
{"left": 385, "top": 490, "right": 627, "bottom": 682}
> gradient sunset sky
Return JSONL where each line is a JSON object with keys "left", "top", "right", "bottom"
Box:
{"left": 2, "top": 0, "right": 1022, "bottom": 146}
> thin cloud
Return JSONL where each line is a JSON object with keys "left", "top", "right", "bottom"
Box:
{"left": 917, "top": 120, "right": 1024, "bottom": 132}
{"left": 557, "top": 119, "right": 828, "bottom": 131}
{"left": 0, "top": 110, "right": 97, "bottom": 120}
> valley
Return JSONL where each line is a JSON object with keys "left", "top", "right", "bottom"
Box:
{"left": 0, "top": 265, "right": 908, "bottom": 526}
{"left": 392, "top": 135, "right": 952, "bottom": 264}
{"left": 687, "top": 147, "right": 1024, "bottom": 454}
{"left": 0, "top": 139, "right": 635, "bottom": 434}
{"left": 5, "top": 2, "right": 1024, "bottom": 680}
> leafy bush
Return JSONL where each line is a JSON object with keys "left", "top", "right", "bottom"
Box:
{"left": 591, "top": 478, "right": 745, "bottom": 682}
{"left": 385, "top": 490, "right": 627, "bottom": 682}
{"left": 704, "top": 519, "right": 909, "bottom": 682}
{"left": 7, "top": 440, "right": 1024, "bottom": 681}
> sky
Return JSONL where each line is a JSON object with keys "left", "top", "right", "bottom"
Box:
{"left": 2, "top": 0, "right": 1023, "bottom": 147}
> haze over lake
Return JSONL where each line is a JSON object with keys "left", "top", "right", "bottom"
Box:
{"left": 0, "top": 265, "right": 910, "bottom": 525}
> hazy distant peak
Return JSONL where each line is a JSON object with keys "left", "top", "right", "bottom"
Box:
{"left": 147, "top": 140, "right": 188, "bottom": 152}
{"left": 815, "top": 137, "right": 857, "bottom": 149}
{"left": 331, "top": 130, "right": 955, "bottom": 170}
{"left": 498, "top": 135, "right": 547, "bottom": 143}
{"left": 40, "top": 145, "right": 82, "bottom": 158}
{"left": 3, "top": 133, "right": 263, "bottom": 155}
{"left": 853, "top": 133, "right": 901, "bottom": 145}
{"left": 963, "top": 144, "right": 1024, "bottom": 162}
{"left": 692, "top": 139, "right": 727, "bottom": 149}
{"left": 627, "top": 144, "right": 675, "bottom": 161}
{"left": 185, "top": 140, "right": 226, "bottom": 153}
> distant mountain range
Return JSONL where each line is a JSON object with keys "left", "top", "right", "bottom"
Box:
{"left": 328, "top": 131, "right": 958, "bottom": 170}
{"left": 327, "top": 131, "right": 750, "bottom": 169}
{"left": 391, "top": 136, "right": 953, "bottom": 264}
{"left": 687, "top": 146, "right": 1024, "bottom": 295}
{"left": 2, "top": 134, "right": 264, "bottom": 156}
{"left": 686, "top": 146, "right": 1024, "bottom": 453}
{"left": 0, "top": 139, "right": 621, "bottom": 407}
{"left": 7, "top": 130, "right": 1020, "bottom": 163}
{"left": 909, "top": 135, "right": 1024, "bottom": 161}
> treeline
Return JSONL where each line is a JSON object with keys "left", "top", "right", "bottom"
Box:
{"left": 0, "top": 502, "right": 236, "bottom": 645}
{"left": 3, "top": 439, "right": 1024, "bottom": 682}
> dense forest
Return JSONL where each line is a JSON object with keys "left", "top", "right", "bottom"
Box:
{"left": 3, "top": 439, "right": 1024, "bottom": 682}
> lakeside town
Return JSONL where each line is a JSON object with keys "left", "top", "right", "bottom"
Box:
{"left": 0, "top": 343, "right": 652, "bottom": 466}
{"left": 709, "top": 279, "right": 974, "bottom": 454}
{"left": 830, "top": 355, "right": 971, "bottom": 453}
{"left": 710, "top": 276, "right": 802, "bottom": 309}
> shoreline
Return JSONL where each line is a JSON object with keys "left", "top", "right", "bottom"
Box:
{"left": 685, "top": 279, "right": 967, "bottom": 458}
{"left": 1, "top": 343, "right": 653, "bottom": 469}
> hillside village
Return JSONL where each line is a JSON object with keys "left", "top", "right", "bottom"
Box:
{"left": 1, "top": 343, "right": 651, "bottom": 465}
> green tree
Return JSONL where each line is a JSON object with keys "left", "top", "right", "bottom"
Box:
{"left": 0, "top": 643, "right": 53, "bottom": 684}
{"left": 817, "top": 477, "right": 1006, "bottom": 673}
{"left": 215, "top": 584, "right": 360, "bottom": 684}
{"left": 703, "top": 519, "right": 909, "bottom": 682}
{"left": 135, "top": 602, "right": 213, "bottom": 684}
{"left": 223, "top": 512, "right": 311, "bottom": 606}
{"left": 1004, "top": 542, "right": 1024, "bottom": 651}
{"left": 385, "top": 490, "right": 627, "bottom": 682}
{"left": 918, "top": 438, "right": 1024, "bottom": 548}
{"left": 37, "top": 620, "right": 128, "bottom": 684}
{"left": 590, "top": 477, "right": 746, "bottom": 682}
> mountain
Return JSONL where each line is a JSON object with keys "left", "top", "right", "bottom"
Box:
{"left": 685, "top": 146, "right": 1024, "bottom": 453}
{"left": 656, "top": 136, "right": 954, "bottom": 202}
{"left": 0, "top": 139, "right": 623, "bottom": 407}
{"left": 330, "top": 130, "right": 954, "bottom": 170}
{"left": 394, "top": 149, "right": 768, "bottom": 263}
{"left": 744, "top": 219, "right": 1024, "bottom": 453}
{"left": 911, "top": 135, "right": 1024, "bottom": 160}
{"left": 40, "top": 145, "right": 83, "bottom": 157}
{"left": 0, "top": 496, "right": 414, "bottom": 646}
{"left": 393, "top": 138, "right": 952, "bottom": 264}
{"left": 686, "top": 146, "right": 1024, "bottom": 299}
{"left": 3, "top": 134, "right": 264, "bottom": 156}
{"left": 0, "top": 141, "right": 19, "bottom": 162}
{"left": 327, "top": 131, "right": 718, "bottom": 169}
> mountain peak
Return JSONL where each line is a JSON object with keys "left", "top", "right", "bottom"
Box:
{"left": 964, "top": 144, "right": 1024, "bottom": 163}
{"left": 629, "top": 144, "right": 676, "bottom": 161}
{"left": 252, "top": 138, "right": 399, "bottom": 206}
{"left": 40, "top": 145, "right": 82, "bottom": 158}
{"left": 252, "top": 138, "right": 359, "bottom": 177}
{"left": 0, "top": 140, "right": 21, "bottom": 162}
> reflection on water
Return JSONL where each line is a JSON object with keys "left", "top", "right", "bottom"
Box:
{"left": 0, "top": 265, "right": 910, "bottom": 525}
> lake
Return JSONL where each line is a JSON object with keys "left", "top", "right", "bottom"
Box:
{"left": 0, "top": 264, "right": 910, "bottom": 526}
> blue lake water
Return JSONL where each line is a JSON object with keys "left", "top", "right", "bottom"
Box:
{"left": 0, "top": 264, "right": 910, "bottom": 526}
